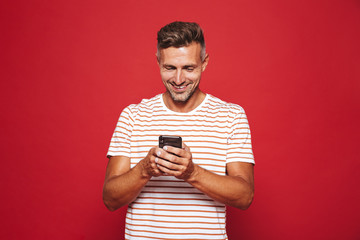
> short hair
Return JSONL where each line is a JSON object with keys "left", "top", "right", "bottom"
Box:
{"left": 157, "top": 21, "right": 206, "bottom": 61}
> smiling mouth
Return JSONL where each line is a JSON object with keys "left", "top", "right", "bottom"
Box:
{"left": 171, "top": 84, "right": 188, "bottom": 92}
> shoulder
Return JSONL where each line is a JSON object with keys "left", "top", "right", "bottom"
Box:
{"left": 206, "top": 94, "right": 246, "bottom": 116}
{"left": 123, "top": 94, "right": 162, "bottom": 116}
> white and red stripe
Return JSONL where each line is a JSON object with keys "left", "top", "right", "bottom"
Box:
{"left": 107, "top": 94, "right": 254, "bottom": 239}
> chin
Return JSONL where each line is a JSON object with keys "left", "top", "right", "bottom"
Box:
{"left": 169, "top": 92, "right": 191, "bottom": 102}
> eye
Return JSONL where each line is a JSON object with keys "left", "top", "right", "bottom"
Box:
{"left": 164, "top": 66, "right": 175, "bottom": 71}
{"left": 186, "top": 67, "right": 195, "bottom": 72}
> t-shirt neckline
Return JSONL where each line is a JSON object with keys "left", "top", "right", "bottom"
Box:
{"left": 160, "top": 93, "right": 209, "bottom": 115}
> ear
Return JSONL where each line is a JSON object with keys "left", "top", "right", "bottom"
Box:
{"left": 201, "top": 53, "right": 209, "bottom": 72}
{"left": 156, "top": 53, "right": 160, "bottom": 66}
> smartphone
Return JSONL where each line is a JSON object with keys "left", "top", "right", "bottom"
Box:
{"left": 159, "top": 135, "right": 182, "bottom": 149}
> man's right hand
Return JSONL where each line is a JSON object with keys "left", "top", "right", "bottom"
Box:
{"left": 140, "top": 147, "right": 164, "bottom": 178}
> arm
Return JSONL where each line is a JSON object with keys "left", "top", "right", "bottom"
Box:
{"left": 187, "top": 161, "right": 254, "bottom": 210}
{"left": 102, "top": 147, "right": 163, "bottom": 211}
{"left": 155, "top": 144, "right": 254, "bottom": 210}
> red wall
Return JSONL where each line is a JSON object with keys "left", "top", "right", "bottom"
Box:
{"left": 1, "top": 0, "right": 359, "bottom": 239}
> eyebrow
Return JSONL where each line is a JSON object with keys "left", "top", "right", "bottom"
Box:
{"left": 162, "top": 64, "right": 174, "bottom": 67}
{"left": 183, "top": 64, "right": 197, "bottom": 68}
{"left": 162, "top": 64, "right": 198, "bottom": 68}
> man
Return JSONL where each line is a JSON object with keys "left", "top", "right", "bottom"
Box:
{"left": 103, "top": 21, "right": 255, "bottom": 239}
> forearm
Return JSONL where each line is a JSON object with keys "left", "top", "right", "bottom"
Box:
{"left": 187, "top": 164, "right": 254, "bottom": 210}
{"left": 103, "top": 161, "right": 150, "bottom": 211}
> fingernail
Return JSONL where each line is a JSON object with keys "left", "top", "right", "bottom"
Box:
{"left": 163, "top": 146, "right": 168, "bottom": 150}
{"left": 157, "top": 151, "right": 161, "bottom": 156}
{"left": 155, "top": 158, "right": 158, "bottom": 163}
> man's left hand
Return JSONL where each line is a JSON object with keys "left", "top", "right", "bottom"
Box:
{"left": 155, "top": 143, "right": 195, "bottom": 180}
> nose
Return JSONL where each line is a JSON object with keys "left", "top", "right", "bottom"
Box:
{"left": 174, "top": 69, "right": 185, "bottom": 85}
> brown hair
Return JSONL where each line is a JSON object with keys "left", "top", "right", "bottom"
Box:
{"left": 157, "top": 21, "right": 206, "bottom": 60}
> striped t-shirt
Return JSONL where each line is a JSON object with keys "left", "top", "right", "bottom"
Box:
{"left": 107, "top": 93, "right": 254, "bottom": 240}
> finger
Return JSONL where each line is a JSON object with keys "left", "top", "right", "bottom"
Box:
{"left": 164, "top": 146, "right": 192, "bottom": 161}
{"left": 156, "top": 147, "right": 181, "bottom": 163}
{"left": 151, "top": 146, "right": 163, "bottom": 157}
{"left": 149, "top": 153, "right": 163, "bottom": 172}
{"left": 157, "top": 164, "right": 179, "bottom": 176}
{"left": 182, "top": 142, "right": 191, "bottom": 152}
{"left": 152, "top": 168, "right": 162, "bottom": 176}
{"left": 149, "top": 159, "right": 162, "bottom": 175}
{"left": 163, "top": 145, "right": 184, "bottom": 159}
{"left": 155, "top": 147, "right": 167, "bottom": 157}
{"left": 156, "top": 157, "right": 182, "bottom": 171}
{"left": 158, "top": 164, "right": 187, "bottom": 179}
{"left": 150, "top": 162, "right": 159, "bottom": 169}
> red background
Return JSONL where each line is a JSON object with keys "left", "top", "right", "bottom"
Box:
{"left": 1, "top": 0, "right": 359, "bottom": 239}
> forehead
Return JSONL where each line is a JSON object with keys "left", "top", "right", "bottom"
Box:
{"left": 158, "top": 42, "right": 202, "bottom": 65}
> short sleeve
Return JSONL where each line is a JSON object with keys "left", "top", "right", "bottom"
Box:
{"left": 106, "top": 106, "right": 134, "bottom": 158}
{"left": 226, "top": 108, "right": 255, "bottom": 164}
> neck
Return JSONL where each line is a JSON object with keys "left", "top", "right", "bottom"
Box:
{"left": 163, "top": 89, "right": 206, "bottom": 113}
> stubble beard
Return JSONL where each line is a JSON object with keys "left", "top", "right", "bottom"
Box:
{"left": 167, "top": 84, "right": 198, "bottom": 103}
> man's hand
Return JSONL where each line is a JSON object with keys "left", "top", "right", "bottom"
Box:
{"left": 153, "top": 142, "right": 254, "bottom": 210}
{"left": 140, "top": 147, "right": 164, "bottom": 178}
{"left": 155, "top": 143, "right": 195, "bottom": 180}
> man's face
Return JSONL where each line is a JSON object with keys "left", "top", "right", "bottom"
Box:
{"left": 157, "top": 42, "right": 208, "bottom": 102}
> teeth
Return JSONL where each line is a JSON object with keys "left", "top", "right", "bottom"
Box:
{"left": 175, "top": 86, "right": 185, "bottom": 89}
